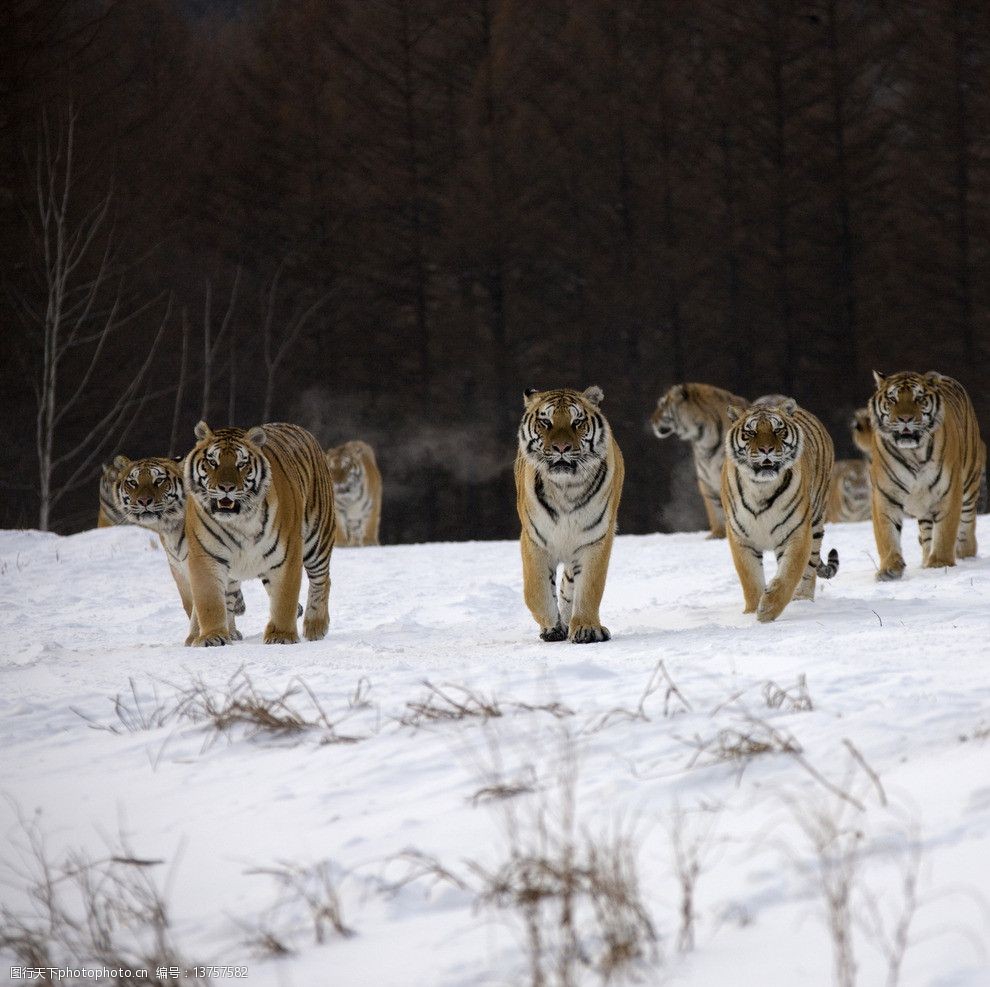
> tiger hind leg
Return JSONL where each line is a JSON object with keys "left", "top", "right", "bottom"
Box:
{"left": 793, "top": 525, "right": 823, "bottom": 601}
{"left": 302, "top": 552, "right": 331, "bottom": 641}
{"left": 558, "top": 566, "right": 574, "bottom": 630}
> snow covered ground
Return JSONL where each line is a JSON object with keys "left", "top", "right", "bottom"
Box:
{"left": 1, "top": 519, "right": 989, "bottom": 986}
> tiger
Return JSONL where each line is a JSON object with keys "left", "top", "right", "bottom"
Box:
{"left": 721, "top": 397, "right": 839, "bottom": 622}
{"left": 826, "top": 459, "right": 871, "bottom": 523}
{"left": 516, "top": 386, "right": 624, "bottom": 643}
{"left": 324, "top": 440, "right": 382, "bottom": 546}
{"left": 651, "top": 383, "right": 749, "bottom": 539}
{"left": 110, "top": 454, "right": 248, "bottom": 642}
{"left": 185, "top": 421, "right": 336, "bottom": 646}
{"left": 867, "top": 371, "right": 986, "bottom": 580}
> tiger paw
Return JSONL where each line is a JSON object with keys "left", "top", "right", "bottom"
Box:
{"left": 876, "top": 557, "right": 905, "bottom": 581}
{"left": 303, "top": 614, "right": 329, "bottom": 641}
{"left": 922, "top": 555, "right": 956, "bottom": 569}
{"left": 192, "top": 633, "right": 231, "bottom": 647}
{"left": 228, "top": 627, "right": 244, "bottom": 642}
{"left": 264, "top": 624, "right": 300, "bottom": 645}
{"left": 569, "top": 624, "right": 611, "bottom": 644}
{"left": 540, "top": 624, "right": 567, "bottom": 642}
{"left": 706, "top": 531, "right": 726, "bottom": 541}
{"left": 756, "top": 593, "right": 785, "bottom": 623}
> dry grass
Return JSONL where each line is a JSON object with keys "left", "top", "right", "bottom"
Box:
{"left": 0, "top": 816, "right": 210, "bottom": 985}
{"left": 586, "top": 660, "right": 691, "bottom": 733}
{"left": 763, "top": 674, "right": 814, "bottom": 712}
{"left": 72, "top": 678, "right": 175, "bottom": 734}
{"left": 669, "top": 805, "right": 721, "bottom": 954}
{"left": 245, "top": 861, "right": 354, "bottom": 947}
{"left": 398, "top": 681, "right": 573, "bottom": 729}
{"left": 76, "top": 668, "right": 364, "bottom": 747}
{"left": 684, "top": 718, "right": 801, "bottom": 775}
{"left": 388, "top": 737, "right": 657, "bottom": 985}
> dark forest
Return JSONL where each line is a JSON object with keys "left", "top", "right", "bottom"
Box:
{"left": 1, "top": 0, "right": 988, "bottom": 542}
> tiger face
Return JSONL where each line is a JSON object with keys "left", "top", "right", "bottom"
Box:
{"left": 325, "top": 446, "right": 362, "bottom": 499}
{"left": 519, "top": 386, "right": 608, "bottom": 477}
{"left": 188, "top": 421, "right": 270, "bottom": 518}
{"left": 726, "top": 400, "right": 802, "bottom": 483}
{"left": 115, "top": 456, "right": 185, "bottom": 528}
{"left": 651, "top": 384, "right": 696, "bottom": 440}
{"left": 870, "top": 371, "right": 942, "bottom": 450}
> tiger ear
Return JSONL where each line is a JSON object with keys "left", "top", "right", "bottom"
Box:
{"left": 245, "top": 426, "right": 267, "bottom": 447}
{"left": 194, "top": 420, "right": 211, "bottom": 441}
{"left": 111, "top": 454, "right": 130, "bottom": 471}
{"left": 924, "top": 370, "right": 943, "bottom": 386}
{"left": 669, "top": 384, "right": 686, "bottom": 401}
{"left": 781, "top": 398, "right": 797, "bottom": 415}
{"left": 726, "top": 405, "right": 743, "bottom": 422}
{"left": 523, "top": 387, "right": 541, "bottom": 406}
{"left": 872, "top": 370, "right": 886, "bottom": 389}
{"left": 583, "top": 385, "right": 604, "bottom": 407}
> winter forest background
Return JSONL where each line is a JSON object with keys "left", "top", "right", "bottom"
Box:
{"left": 1, "top": 0, "right": 988, "bottom": 542}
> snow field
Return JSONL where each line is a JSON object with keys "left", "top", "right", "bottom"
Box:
{"left": 1, "top": 520, "right": 989, "bottom": 986}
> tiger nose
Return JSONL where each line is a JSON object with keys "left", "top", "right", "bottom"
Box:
{"left": 217, "top": 482, "right": 237, "bottom": 493}
{"left": 757, "top": 445, "right": 774, "bottom": 456}
{"left": 135, "top": 495, "right": 153, "bottom": 507}
{"left": 552, "top": 442, "right": 572, "bottom": 454}
{"left": 897, "top": 415, "right": 915, "bottom": 423}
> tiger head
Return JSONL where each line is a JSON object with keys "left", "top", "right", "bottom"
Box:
{"left": 114, "top": 455, "right": 185, "bottom": 529}
{"left": 325, "top": 444, "right": 363, "bottom": 500}
{"left": 650, "top": 384, "right": 700, "bottom": 440}
{"left": 187, "top": 421, "right": 270, "bottom": 518}
{"left": 519, "top": 386, "right": 609, "bottom": 477}
{"left": 869, "top": 371, "right": 943, "bottom": 450}
{"left": 850, "top": 407, "right": 873, "bottom": 456}
{"left": 726, "top": 398, "right": 802, "bottom": 483}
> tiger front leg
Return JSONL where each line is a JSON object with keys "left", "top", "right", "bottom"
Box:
{"left": 186, "top": 547, "right": 233, "bottom": 647}
{"left": 726, "top": 527, "right": 765, "bottom": 614}
{"left": 757, "top": 523, "right": 812, "bottom": 623}
{"left": 262, "top": 551, "right": 303, "bottom": 645}
{"left": 567, "top": 535, "right": 615, "bottom": 644}
{"left": 871, "top": 486, "right": 905, "bottom": 581}
{"left": 521, "top": 534, "right": 564, "bottom": 641}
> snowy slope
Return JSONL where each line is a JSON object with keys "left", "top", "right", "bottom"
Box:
{"left": 1, "top": 521, "right": 989, "bottom": 986}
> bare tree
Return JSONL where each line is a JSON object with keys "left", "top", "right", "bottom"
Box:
{"left": 198, "top": 265, "right": 242, "bottom": 422}
{"left": 12, "top": 106, "right": 169, "bottom": 530}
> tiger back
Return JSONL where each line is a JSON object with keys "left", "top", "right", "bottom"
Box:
{"left": 650, "top": 383, "right": 749, "bottom": 539}
{"left": 516, "top": 386, "right": 624, "bottom": 643}
{"left": 868, "top": 371, "right": 986, "bottom": 580}
{"left": 325, "top": 440, "right": 382, "bottom": 546}
{"left": 185, "top": 421, "right": 336, "bottom": 646}
{"left": 721, "top": 398, "right": 839, "bottom": 623}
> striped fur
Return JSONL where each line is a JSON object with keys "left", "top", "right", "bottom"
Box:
{"left": 868, "top": 370, "right": 986, "bottom": 580}
{"left": 721, "top": 397, "right": 839, "bottom": 623}
{"left": 98, "top": 458, "right": 130, "bottom": 527}
{"left": 651, "top": 383, "right": 748, "bottom": 539}
{"left": 325, "top": 441, "right": 382, "bottom": 546}
{"left": 516, "top": 386, "right": 624, "bottom": 643}
{"left": 827, "top": 459, "right": 871, "bottom": 523}
{"left": 185, "top": 421, "right": 336, "bottom": 646}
